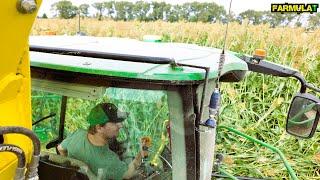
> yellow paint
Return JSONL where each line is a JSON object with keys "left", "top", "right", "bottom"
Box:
{"left": 0, "top": 74, "right": 23, "bottom": 104}
{"left": 0, "top": 0, "right": 42, "bottom": 179}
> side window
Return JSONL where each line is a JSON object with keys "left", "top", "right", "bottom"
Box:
{"left": 0, "top": 135, "right": 3, "bottom": 144}
{"left": 31, "top": 90, "right": 62, "bottom": 149}
{"left": 63, "top": 87, "right": 170, "bottom": 159}
{"left": 32, "top": 86, "right": 172, "bottom": 179}
{"left": 104, "top": 88, "right": 169, "bottom": 158}
{"left": 101, "top": 88, "right": 172, "bottom": 178}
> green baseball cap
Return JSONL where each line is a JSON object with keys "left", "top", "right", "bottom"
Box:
{"left": 87, "top": 103, "right": 128, "bottom": 127}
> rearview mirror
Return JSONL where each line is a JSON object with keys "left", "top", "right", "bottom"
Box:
{"left": 286, "top": 93, "right": 320, "bottom": 138}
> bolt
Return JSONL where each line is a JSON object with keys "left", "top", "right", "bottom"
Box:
{"left": 83, "top": 62, "right": 91, "bottom": 66}
{"left": 17, "top": 0, "right": 37, "bottom": 14}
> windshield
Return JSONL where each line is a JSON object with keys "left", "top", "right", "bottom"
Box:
{"left": 32, "top": 86, "right": 172, "bottom": 179}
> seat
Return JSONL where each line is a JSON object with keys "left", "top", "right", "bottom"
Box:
{"left": 38, "top": 152, "right": 96, "bottom": 180}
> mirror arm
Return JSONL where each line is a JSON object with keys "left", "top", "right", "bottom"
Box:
{"left": 291, "top": 72, "right": 307, "bottom": 93}
{"left": 241, "top": 55, "right": 310, "bottom": 93}
{"left": 306, "top": 83, "right": 320, "bottom": 94}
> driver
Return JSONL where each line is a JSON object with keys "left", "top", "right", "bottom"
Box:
{"left": 57, "top": 103, "right": 146, "bottom": 179}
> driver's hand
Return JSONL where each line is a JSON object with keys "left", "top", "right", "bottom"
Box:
{"left": 140, "top": 136, "right": 152, "bottom": 158}
{"left": 140, "top": 150, "right": 148, "bottom": 158}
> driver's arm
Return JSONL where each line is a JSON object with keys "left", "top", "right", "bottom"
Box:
{"left": 123, "top": 137, "right": 150, "bottom": 179}
{"left": 57, "top": 144, "right": 68, "bottom": 156}
{"left": 122, "top": 151, "right": 143, "bottom": 179}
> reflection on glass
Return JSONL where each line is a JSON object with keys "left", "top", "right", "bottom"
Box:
{"left": 287, "top": 97, "right": 318, "bottom": 138}
{"left": 32, "top": 87, "right": 172, "bottom": 179}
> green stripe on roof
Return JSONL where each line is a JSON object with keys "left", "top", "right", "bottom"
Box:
{"left": 30, "top": 36, "right": 248, "bottom": 81}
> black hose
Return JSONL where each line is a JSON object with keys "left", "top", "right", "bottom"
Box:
{"left": 30, "top": 45, "right": 175, "bottom": 64}
{"left": 32, "top": 113, "right": 56, "bottom": 126}
{"left": 0, "top": 144, "right": 25, "bottom": 168}
{"left": 0, "top": 126, "right": 40, "bottom": 155}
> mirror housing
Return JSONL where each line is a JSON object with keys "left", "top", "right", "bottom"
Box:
{"left": 286, "top": 93, "right": 320, "bottom": 138}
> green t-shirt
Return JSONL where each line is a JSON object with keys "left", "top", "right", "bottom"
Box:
{"left": 60, "top": 129, "right": 128, "bottom": 180}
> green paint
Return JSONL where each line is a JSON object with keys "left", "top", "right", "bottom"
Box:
{"left": 143, "top": 35, "right": 162, "bottom": 42}
{"left": 143, "top": 39, "right": 162, "bottom": 43}
{"left": 31, "top": 51, "right": 247, "bottom": 82}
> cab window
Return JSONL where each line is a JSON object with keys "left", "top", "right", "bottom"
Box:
{"left": 32, "top": 86, "right": 172, "bottom": 179}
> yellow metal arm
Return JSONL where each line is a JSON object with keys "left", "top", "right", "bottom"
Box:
{"left": 0, "top": 1, "right": 42, "bottom": 179}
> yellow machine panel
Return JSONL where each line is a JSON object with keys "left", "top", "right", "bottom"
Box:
{"left": 0, "top": 0, "right": 42, "bottom": 179}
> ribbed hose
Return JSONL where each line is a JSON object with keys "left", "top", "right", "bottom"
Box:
{"left": 0, "top": 144, "right": 26, "bottom": 180}
{"left": 0, "top": 126, "right": 41, "bottom": 179}
{"left": 0, "top": 144, "right": 25, "bottom": 168}
{"left": 0, "top": 126, "right": 40, "bottom": 155}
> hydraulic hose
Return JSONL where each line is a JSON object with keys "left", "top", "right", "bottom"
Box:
{"left": 0, "top": 144, "right": 26, "bottom": 180}
{"left": 218, "top": 125, "right": 298, "bottom": 180}
{"left": 0, "top": 126, "right": 41, "bottom": 179}
{"left": 0, "top": 126, "right": 40, "bottom": 154}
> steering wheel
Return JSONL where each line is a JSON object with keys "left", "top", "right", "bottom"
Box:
{"left": 120, "top": 120, "right": 172, "bottom": 179}
{"left": 133, "top": 145, "right": 172, "bottom": 180}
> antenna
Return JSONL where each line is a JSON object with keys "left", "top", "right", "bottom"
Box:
{"left": 202, "top": 0, "right": 233, "bottom": 128}
{"left": 78, "top": 9, "right": 80, "bottom": 34}
{"left": 216, "top": 0, "right": 233, "bottom": 88}
{"left": 222, "top": 0, "right": 233, "bottom": 53}
{"left": 76, "top": 8, "right": 86, "bottom": 36}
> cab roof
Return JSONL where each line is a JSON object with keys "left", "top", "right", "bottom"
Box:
{"left": 29, "top": 36, "right": 247, "bottom": 82}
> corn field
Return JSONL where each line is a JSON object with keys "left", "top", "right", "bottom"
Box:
{"left": 31, "top": 18, "right": 320, "bottom": 179}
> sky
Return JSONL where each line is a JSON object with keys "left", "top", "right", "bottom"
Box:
{"left": 38, "top": 0, "right": 319, "bottom": 17}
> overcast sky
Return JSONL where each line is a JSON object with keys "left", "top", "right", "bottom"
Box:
{"left": 38, "top": 0, "right": 318, "bottom": 17}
